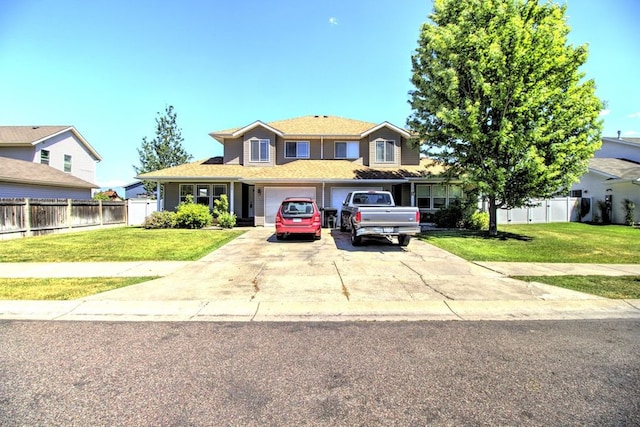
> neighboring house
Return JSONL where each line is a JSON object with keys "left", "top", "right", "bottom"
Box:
{"left": 0, "top": 126, "right": 102, "bottom": 199}
{"left": 0, "top": 156, "right": 97, "bottom": 199}
{"left": 124, "top": 181, "right": 152, "bottom": 199}
{"left": 138, "top": 115, "right": 462, "bottom": 226}
{"left": 94, "top": 188, "right": 123, "bottom": 201}
{"left": 570, "top": 136, "right": 640, "bottom": 224}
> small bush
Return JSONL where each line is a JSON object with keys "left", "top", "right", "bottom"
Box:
{"left": 174, "top": 196, "right": 213, "bottom": 229}
{"left": 623, "top": 198, "right": 635, "bottom": 226}
{"left": 433, "top": 203, "right": 464, "bottom": 228}
{"left": 467, "top": 211, "right": 490, "bottom": 230}
{"left": 142, "top": 211, "right": 176, "bottom": 229}
{"left": 217, "top": 211, "right": 237, "bottom": 228}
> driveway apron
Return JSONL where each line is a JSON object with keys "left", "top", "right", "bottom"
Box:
{"left": 85, "top": 227, "right": 600, "bottom": 303}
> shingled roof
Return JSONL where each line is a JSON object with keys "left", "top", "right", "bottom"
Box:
{"left": 589, "top": 158, "right": 640, "bottom": 181}
{"left": 0, "top": 156, "right": 97, "bottom": 188}
{"left": 138, "top": 158, "right": 446, "bottom": 182}
{"left": 210, "top": 115, "right": 411, "bottom": 142}
{"left": 0, "top": 126, "right": 103, "bottom": 161}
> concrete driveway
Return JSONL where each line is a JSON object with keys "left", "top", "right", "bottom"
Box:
{"left": 87, "top": 227, "right": 597, "bottom": 304}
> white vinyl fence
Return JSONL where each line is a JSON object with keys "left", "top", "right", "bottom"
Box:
{"left": 480, "top": 197, "right": 585, "bottom": 224}
{"left": 127, "top": 198, "right": 159, "bottom": 226}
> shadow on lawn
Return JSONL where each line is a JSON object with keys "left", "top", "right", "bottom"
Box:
{"left": 423, "top": 229, "right": 534, "bottom": 242}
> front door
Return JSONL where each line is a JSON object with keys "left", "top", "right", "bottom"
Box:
{"left": 248, "top": 185, "right": 255, "bottom": 217}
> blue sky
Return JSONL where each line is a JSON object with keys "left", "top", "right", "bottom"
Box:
{"left": 1, "top": 0, "right": 638, "bottom": 193}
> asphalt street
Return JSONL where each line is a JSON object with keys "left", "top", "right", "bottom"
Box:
{"left": 1, "top": 319, "right": 638, "bottom": 426}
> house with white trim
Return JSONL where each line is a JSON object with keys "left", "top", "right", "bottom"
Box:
{"left": 569, "top": 136, "right": 640, "bottom": 224}
{"left": 0, "top": 126, "right": 102, "bottom": 199}
{"left": 137, "top": 115, "right": 462, "bottom": 226}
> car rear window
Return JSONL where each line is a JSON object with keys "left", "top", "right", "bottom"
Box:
{"left": 352, "top": 193, "right": 392, "bottom": 205}
{"left": 281, "top": 201, "right": 315, "bottom": 216}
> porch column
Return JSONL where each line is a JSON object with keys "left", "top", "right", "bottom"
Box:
{"left": 156, "top": 181, "right": 162, "bottom": 211}
{"left": 229, "top": 181, "right": 235, "bottom": 213}
{"left": 410, "top": 182, "right": 416, "bottom": 206}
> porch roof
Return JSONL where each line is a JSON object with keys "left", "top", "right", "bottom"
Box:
{"left": 137, "top": 158, "right": 446, "bottom": 183}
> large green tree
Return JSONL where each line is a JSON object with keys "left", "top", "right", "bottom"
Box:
{"left": 408, "top": 0, "right": 603, "bottom": 235}
{"left": 134, "top": 105, "right": 193, "bottom": 194}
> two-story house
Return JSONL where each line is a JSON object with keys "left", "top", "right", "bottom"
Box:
{"left": 0, "top": 126, "right": 102, "bottom": 198}
{"left": 137, "top": 115, "right": 462, "bottom": 226}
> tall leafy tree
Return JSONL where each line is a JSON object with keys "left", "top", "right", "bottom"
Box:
{"left": 408, "top": 0, "right": 603, "bottom": 235}
{"left": 134, "top": 105, "right": 193, "bottom": 194}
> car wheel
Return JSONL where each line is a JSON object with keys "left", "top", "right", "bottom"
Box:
{"left": 399, "top": 234, "right": 410, "bottom": 247}
{"left": 340, "top": 217, "right": 347, "bottom": 232}
{"left": 351, "top": 227, "right": 362, "bottom": 246}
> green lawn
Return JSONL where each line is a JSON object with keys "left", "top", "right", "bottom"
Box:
{"left": 0, "top": 277, "right": 156, "bottom": 300}
{"left": 0, "top": 227, "right": 246, "bottom": 262}
{"left": 515, "top": 275, "right": 640, "bottom": 299}
{"left": 421, "top": 223, "right": 640, "bottom": 263}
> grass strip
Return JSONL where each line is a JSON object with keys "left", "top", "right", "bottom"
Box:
{"left": 0, "top": 227, "right": 246, "bottom": 262}
{"left": 515, "top": 275, "right": 640, "bottom": 299}
{"left": 421, "top": 223, "right": 640, "bottom": 263}
{"left": 0, "top": 277, "right": 156, "bottom": 300}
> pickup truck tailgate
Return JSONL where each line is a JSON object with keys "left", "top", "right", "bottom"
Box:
{"left": 358, "top": 207, "right": 419, "bottom": 226}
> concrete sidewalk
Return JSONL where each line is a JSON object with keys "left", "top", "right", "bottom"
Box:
{"left": 1, "top": 227, "right": 639, "bottom": 322}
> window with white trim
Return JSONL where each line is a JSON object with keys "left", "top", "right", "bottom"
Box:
{"left": 375, "top": 139, "right": 395, "bottom": 162}
{"left": 183, "top": 183, "right": 227, "bottom": 207}
{"left": 64, "top": 154, "right": 72, "bottom": 173}
{"left": 335, "top": 141, "right": 359, "bottom": 159}
{"left": 416, "top": 184, "right": 463, "bottom": 209}
{"left": 40, "top": 149, "right": 50, "bottom": 165}
{"left": 285, "top": 141, "right": 309, "bottom": 158}
{"left": 180, "top": 184, "right": 194, "bottom": 203}
{"left": 250, "top": 138, "right": 269, "bottom": 162}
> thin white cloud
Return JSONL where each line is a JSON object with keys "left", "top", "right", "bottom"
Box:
{"left": 599, "top": 109, "right": 611, "bottom": 117}
{"left": 623, "top": 130, "right": 639, "bottom": 136}
{"left": 627, "top": 112, "right": 640, "bottom": 119}
{"left": 329, "top": 17, "right": 338, "bottom": 26}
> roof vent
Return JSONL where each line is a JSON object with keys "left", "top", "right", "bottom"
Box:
{"left": 323, "top": 115, "right": 328, "bottom": 118}
{"left": 32, "top": 126, "right": 39, "bottom": 129}
{"left": 617, "top": 130, "right": 621, "bottom": 139}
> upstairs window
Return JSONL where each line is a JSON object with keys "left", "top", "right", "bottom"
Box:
{"left": 335, "top": 141, "right": 359, "bottom": 159}
{"left": 40, "top": 149, "right": 50, "bottom": 165}
{"left": 64, "top": 154, "right": 72, "bottom": 172}
{"left": 375, "top": 140, "right": 395, "bottom": 163}
{"left": 250, "top": 138, "right": 270, "bottom": 162}
{"left": 285, "top": 141, "right": 309, "bottom": 159}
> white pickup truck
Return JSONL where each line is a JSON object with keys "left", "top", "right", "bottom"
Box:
{"left": 339, "top": 191, "right": 421, "bottom": 246}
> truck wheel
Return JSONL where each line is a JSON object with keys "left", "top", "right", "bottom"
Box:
{"left": 399, "top": 234, "right": 411, "bottom": 247}
{"left": 351, "top": 227, "right": 362, "bottom": 246}
{"left": 340, "top": 217, "right": 347, "bottom": 232}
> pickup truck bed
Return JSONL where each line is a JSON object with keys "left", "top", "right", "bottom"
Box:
{"left": 340, "top": 191, "right": 420, "bottom": 246}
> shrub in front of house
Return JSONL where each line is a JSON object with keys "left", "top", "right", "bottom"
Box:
{"left": 467, "top": 211, "right": 490, "bottom": 230}
{"left": 213, "top": 194, "right": 236, "bottom": 228}
{"left": 216, "top": 211, "right": 237, "bottom": 228}
{"left": 174, "top": 198, "right": 213, "bottom": 229}
{"left": 142, "top": 211, "right": 176, "bottom": 229}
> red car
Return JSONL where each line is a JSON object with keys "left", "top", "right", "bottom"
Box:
{"left": 275, "top": 197, "right": 322, "bottom": 240}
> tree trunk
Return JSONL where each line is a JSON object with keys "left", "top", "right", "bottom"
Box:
{"left": 488, "top": 196, "right": 498, "bottom": 236}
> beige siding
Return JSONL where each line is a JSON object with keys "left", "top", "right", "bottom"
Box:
{"left": 367, "top": 129, "right": 403, "bottom": 167}
{"left": 243, "top": 129, "right": 276, "bottom": 166}
{"left": 400, "top": 138, "right": 421, "bottom": 165}
{"left": 223, "top": 138, "right": 243, "bottom": 164}
{"left": 164, "top": 183, "right": 180, "bottom": 211}
{"left": 276, "top": 137, "right": 322, "bottom": 163}
{"left": 254, "top": 185, "right": 265, "bottom": 226}
{"left": 323, "top": 139, "right": 365, "bottom": 164}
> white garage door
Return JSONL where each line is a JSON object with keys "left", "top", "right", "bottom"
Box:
{"left": 264, "top": 187, "right": 316, "bottom": 226}
{"left": 330, "top": 186, "right": 382, "bottom": 225}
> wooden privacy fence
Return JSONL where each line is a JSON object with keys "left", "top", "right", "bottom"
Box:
{"left": 0, "top": 198, "right": 126, "bottom": 240}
